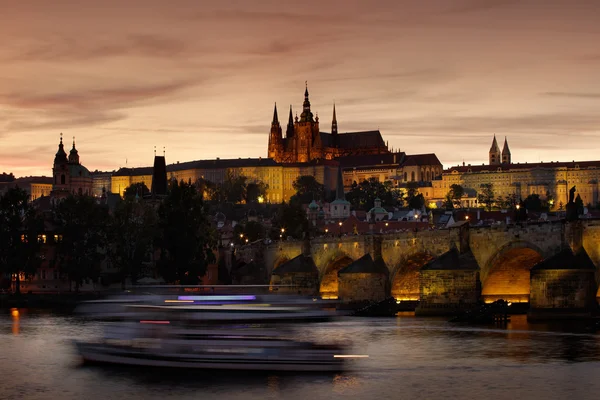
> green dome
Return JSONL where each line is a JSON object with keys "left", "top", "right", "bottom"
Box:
{"left": 68, "top": 163, "right": 91, "bottom": 178}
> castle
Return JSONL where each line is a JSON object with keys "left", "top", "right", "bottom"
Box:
{"left": 268, "top": 84, "right": 389, "bottom": 163}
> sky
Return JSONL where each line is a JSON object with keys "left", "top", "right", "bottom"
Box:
{"left": 1, "top": 0, "right": 600, "bottom": 177}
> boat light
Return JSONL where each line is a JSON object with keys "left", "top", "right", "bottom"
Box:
{"left": 177, "top": 295, "right": 256, "bottom": 302}
{"left": 140, "top": 320, "right": 170, "bottom": 324}
{"left": 333, "top": 355, "right": 369, "bottom": 358}
{"left": 164, "top": 300, "right": 194, "bottom": 303}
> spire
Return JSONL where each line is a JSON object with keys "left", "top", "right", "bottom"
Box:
{"left": 54, "top": 133, "right": 68, "bottom": 164}
{"left": 502, "top": 136, "right": 510, "bottom": 153}
{"left": 272, "top": 103, "right": 279, "bottom": 124}
{"left": 286, "top": 105, "right": 294, "bottom": 138}
{"left": 331, "top": 102, "right": 338, "bottom": 136}
{"left": 489, "top": 134, "right": 500, "bottom": 152}
{"left": 299, "top": 81, "right": 314, "bottom": 123}
{"left": 502, "top": 136, "right": 511, "bottom": 164}
{"left": 68, "top": 135, "right": 80, "bottom": 164}
{"left": 489, "top": 134, "right": 501, "bottom": 165}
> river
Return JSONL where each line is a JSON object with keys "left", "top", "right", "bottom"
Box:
{"left": 1, "top": 310, "right": 600, "bottom": 400}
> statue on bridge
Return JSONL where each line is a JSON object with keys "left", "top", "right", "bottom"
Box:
{"left": 566, "top": 186, "right": 578, "bottom": 221}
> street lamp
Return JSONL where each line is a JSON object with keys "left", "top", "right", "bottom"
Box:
{"left": 338, "top": 221, "right": 343, "bottom": 236}
{"left": 325, "top": 228, "right": 329, "bottom": 234}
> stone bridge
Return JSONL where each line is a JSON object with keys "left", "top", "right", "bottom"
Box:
{"left": 235, "top": 219, "right": 600, "bottom": 303}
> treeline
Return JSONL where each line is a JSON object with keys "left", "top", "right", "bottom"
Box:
{"left": 0, "top": 180, "right": 216, "bottom": 293}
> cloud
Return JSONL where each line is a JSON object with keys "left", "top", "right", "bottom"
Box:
{"left": 5, "top": 34, "right": 189, "bottom": 62}
{"left": 441, "top": 0, "right": 520, "bottom": 14}
{"left": 542, "top": 91, "right": 600, "bottom": 99}
{"left": 0, "top": 80, "right": 198, "bottom": 134}
{"left": 0, "top": 80, "right": 195, "bottom": 110}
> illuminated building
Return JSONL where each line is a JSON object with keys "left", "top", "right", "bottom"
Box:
{"left": 268, "top": 84, "right": 389, "bottom": 163}
{"left": 432, "top": 136, "right": 600, "bottom": 208}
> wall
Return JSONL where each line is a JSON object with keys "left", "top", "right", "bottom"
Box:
{"left": 338, "top": 273, "right": 388, "bottom": 303}
{"left": 530, "top": 269, "right": 597, "bottom": 309}
{"left": 417, "top": 270, "right": 480, "bottom": 314}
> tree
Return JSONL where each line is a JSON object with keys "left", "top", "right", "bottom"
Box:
{"left": 443, "top": 193, "right": 454, "bottom": 210}
{"left": 245, "top": 181, "right": 268, "bottom": 203}
{"left": 123, "top": 182, "right": 150, "bottom": 200}
{"left": 107, "top": 197, "right": 158, "bottom": 285}
{"left": 290, "top": 175, "right": 325, "bottom": 205}
{"left": 0, "top": 187, "right": 43, "bottom": 294}
{"left": 405, "top": 182, "right": 425, "bottom": 210}
{"left": 234, "top": 220, "right": 266, "bottom": 244}
{"left": 156, "top": 180, "right": 217, "bottom": 284}
{"left": 478, "top": 184, "right": 495, "bottom": 211}
{"left": 448, "top": 184, "right": 464, "bottom": 208}
{"left": 346, "top": 178, "right": 400, "bottom": 211}
{"left": 271, "top": 202, "right": 308, "bottom": 240}
{"left": 54, "top": 195, "right": 109, "bottom": 291}
{"left": 524, "top": 194, "right": 543, "bottom": 212}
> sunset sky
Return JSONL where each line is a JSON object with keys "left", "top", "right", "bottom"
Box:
{"left": 2, "top": 0, "right": 600, "bottom": 177}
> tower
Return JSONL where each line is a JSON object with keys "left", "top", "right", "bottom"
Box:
{"left": 294, "top": 82, "right": 320, "bottom": 162}
{"left": 331, "top": 103, "right": 338, "bottom": 147}
{"left": 502, "top": 137, "right": 511, "bottom": 164}
{"left": 489, "top": 135, "right": 501, "bottom": 165}
{"left": 267, "top": 103, "right": 283, "bottom": 160}
{"left": 53, "top": 133, "right": 68, "bottom": 190}
{"left": 68, "top": 136, "right": 80, "bottom": 164}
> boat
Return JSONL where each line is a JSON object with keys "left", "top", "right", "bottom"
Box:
{"left": 74, "top": 294, "right": 364, "bottom": 372}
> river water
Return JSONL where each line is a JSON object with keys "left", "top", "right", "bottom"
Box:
{"left": 2, "top": 310, "right": 600, "bottom": 400}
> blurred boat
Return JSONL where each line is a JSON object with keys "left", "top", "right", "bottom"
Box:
{"left": 74, "top": 294, "right": 361, "bottom": 372}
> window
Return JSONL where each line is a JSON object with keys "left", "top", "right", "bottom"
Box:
{"left": 411, "top": 172, "right": 415, "bottom": 181}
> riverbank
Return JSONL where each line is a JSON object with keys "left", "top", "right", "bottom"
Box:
{"left": 0, "top": 293, "right": 105, "bottom": 310}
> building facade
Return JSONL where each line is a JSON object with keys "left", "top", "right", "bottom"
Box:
{"left": 432, "top": 136, "right": 600, "bottom": 208}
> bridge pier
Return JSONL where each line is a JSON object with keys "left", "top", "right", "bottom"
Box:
{"left": 528, "top": 248, "right": 598, "bottom": 321}
{"left": 415, "top": 247, "right": 481, "bottom": 316}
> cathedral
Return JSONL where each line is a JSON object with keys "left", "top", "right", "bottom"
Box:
{"left": 268, "top": 84, "right": 390, "bottom": 163}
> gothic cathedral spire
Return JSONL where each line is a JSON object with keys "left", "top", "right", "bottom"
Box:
{"left": 299, "top": 81, "right": 314, "bottom": 123}
{"left": 268, "top": 103, "right": 283, "bottom": 160}
{"left": 286, "top": 105, "right": 294, "bottom": 139}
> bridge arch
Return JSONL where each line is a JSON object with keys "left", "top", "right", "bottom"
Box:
{"left": 390, "top": 252, "right": 434, "bottom": 301}
{"left": 481, "top": 240, "right": 545, "bottom": 303}
{"left": 272, "top": 256, "right": 290, "bottom": 272}
{"left": 319, "top": 255, "right": 354, "bottom": 299}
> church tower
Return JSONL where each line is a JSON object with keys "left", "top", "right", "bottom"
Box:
{"left": 267, "top": 103, "right": 283, "bottom": 160}
{"left": 489, "top": 135, "right": 501, "bottom": 165}
{"left": 294, "top": 83, "right": 320, "bottom": 162}
{"left": 68, "top": 137, "right": 80, "bottom": 164}
{"left": 53, "top": 133, "right": 69, "bottom": 191}
{"left": 501, "top": 137, "right": 511, "bottom": 164}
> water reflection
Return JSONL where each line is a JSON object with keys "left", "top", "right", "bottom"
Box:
{"left": 11, "top": 308, "right": 19, "bottom": 336}
{"left": 3, "top": 312, "right": 600, "bottom": 400}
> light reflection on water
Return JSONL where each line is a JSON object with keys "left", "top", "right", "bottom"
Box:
{"left": 1, "top": 310, "right": 600, "bottom": 400}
